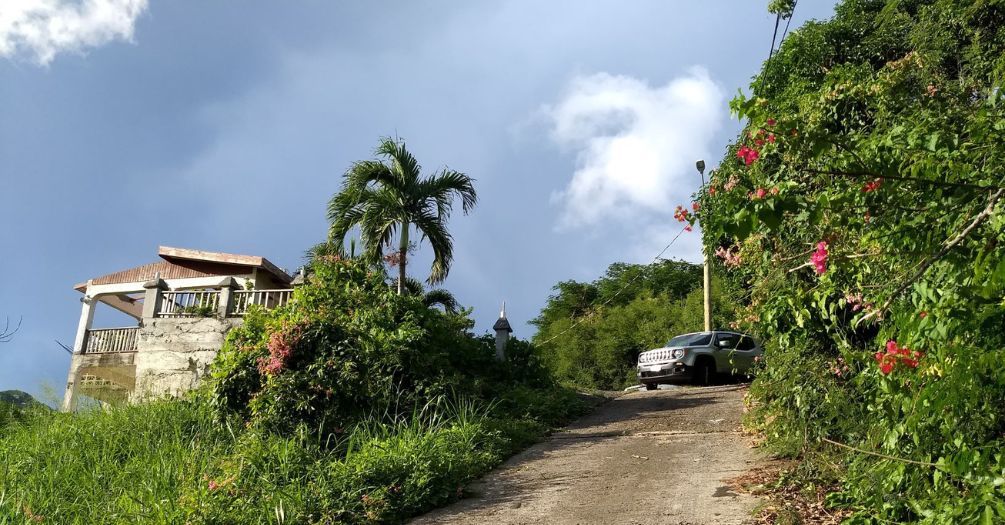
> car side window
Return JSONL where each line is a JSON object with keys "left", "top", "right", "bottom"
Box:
{"left": 715, "top": 333, "right": 739, "bottom": 348}
{"left": 736, "top": 336, "right": 756, "bottom": 351}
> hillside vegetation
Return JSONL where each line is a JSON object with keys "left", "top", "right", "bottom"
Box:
{"left": 0, "top": 258, "right": 587, "bottom": 524}
{"left": 693, "top": 0, "right": 1005, "bottom": 521}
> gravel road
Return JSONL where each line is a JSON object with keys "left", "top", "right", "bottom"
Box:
{"left": 411, "top": 384, "right": 762, "bottom": 525}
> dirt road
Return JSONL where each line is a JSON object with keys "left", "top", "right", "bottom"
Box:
{"left": 412, "top": 384, "right": 763, "bottom": 525}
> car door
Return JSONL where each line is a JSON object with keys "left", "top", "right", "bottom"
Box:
{"left": 712, "top": 332, "right": 740, "bottom": 373}
{"left": 714, "top": 332, "right": 757, "bottom": 373}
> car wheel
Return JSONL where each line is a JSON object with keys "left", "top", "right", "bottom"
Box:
{"left": 645, "top": 383, "right": 658, "bottom": 391}
{"left": 692, "top": 361, "right": 714, "bottom": 386}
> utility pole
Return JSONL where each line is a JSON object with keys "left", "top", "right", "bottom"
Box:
{"left": 696, "top": 160, "right": 712, "bottom": 332}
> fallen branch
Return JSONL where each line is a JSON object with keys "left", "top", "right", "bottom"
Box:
{"left": 821, "top": 438, "right": 938, "bottom": 468}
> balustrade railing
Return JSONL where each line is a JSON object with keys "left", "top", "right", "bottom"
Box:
{"left": 158, "top": 290, "right": 221, "bottom": 317}
{"left": 84, "top": 327, "right": 139, "bottom": 354}
{"left": 230, "top": 289, "right": 293, "bottom": 316}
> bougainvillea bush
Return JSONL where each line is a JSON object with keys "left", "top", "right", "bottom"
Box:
{"left": 687, "top": 0, "right": 1005, "bottom": 521}
{"left": 211, "top": 257, "right": 582, "bottom": 436}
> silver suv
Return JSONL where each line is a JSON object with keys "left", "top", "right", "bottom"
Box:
{"left": 637, "top": 331, "right": 762, "bottom": 389}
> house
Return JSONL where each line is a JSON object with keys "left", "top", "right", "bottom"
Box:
{"left": 63, "top": 246, "right": 295, "bottom": 411}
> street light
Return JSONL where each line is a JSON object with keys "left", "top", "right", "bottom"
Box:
{"left": 696, "top": 159, "right": 711, "bottom": 332}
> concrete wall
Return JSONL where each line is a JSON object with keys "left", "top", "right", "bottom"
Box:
{"left": 131, "top": 317, "right": 242, "bottom": 402}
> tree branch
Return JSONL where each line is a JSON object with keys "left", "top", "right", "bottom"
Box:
{"left": 802, "top": 168, "right": 1003, "bottom": 191}
{"left": 0, "top": 316, "right": 21, "bottom": 343}
{"left": 861, "top": 188, "right": 1004, "bottom": 322}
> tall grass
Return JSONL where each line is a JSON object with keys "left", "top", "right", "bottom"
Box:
{"left": 0, "top": 400, "right": 228, "bottom": 523}
{"left": 0, "top": 390, "right": 583, "bottom": 524}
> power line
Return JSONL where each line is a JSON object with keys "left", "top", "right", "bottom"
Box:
{"left": 778, "top": 0, "right": 798, "bottom": 49}
{"left": 536, "top": 225, "right": 690, "bottom": 347}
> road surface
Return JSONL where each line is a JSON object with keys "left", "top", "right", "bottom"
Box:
{"left": 412, "top": 384, "right": 762, "bottom": 525}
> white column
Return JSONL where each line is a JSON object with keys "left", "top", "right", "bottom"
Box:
{"left": 72, "top": 293, "right": 96, "bottom": 354}
{"left": 61, "top": 354, "right": 83, "bottom": 412}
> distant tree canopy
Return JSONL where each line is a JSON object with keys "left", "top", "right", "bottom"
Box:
{"left": 531, "top": 259, "right": 737, "bottom": 390}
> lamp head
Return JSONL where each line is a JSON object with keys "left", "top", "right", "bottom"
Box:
{"left": 695, "top": 159, "right": 706, "bottom": 175}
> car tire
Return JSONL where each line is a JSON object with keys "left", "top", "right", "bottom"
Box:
{"left": 644, "top": 383, "right": 658, "bottom": 391}
{"left": 692, "top": 361, "right": 714, "bottom": 386}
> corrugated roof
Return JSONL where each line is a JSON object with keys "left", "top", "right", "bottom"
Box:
{"left": 74, "top": 246, "right": 292, "bottom": 292}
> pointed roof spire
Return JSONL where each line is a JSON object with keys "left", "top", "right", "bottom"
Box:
{"left": 493, "top": 301, "right": 513, "bottom": 332}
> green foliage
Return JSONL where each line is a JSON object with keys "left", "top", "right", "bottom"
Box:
{"left": 704, "top": 0, "right": 1005, "bottom": 521}
{"left": 532, "top": 259, "right": 738, "bottom": 390}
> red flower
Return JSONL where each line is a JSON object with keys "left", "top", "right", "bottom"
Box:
{"left": 674, "top": 205, "right": 691, "bottom": 223}
{"left": 919, "top": 311, "right": 928, "bottom": 318}
{"left": 755, "top": 139, "right": 765, "bottom": 146}
{"left": 766, "top": 118, "right": 777, "bottom": 126}
{"left": 684, "top": 225, "right": 693, "bottom": 232}
{"left": 876, "top": 340, "right": 924, "bottom": 374}
{"left": 708, "top": 185, "right": 717, "bottom": 195}
{"left": 692, "top": 202, "right": 700, "bottom": 212}
{"left": 736, "top": 145, "right": 760, "bottom": 166}
{"left": 862, "top": 179, "right": 883, "bottom": 193}
{"left": 767, "top": 133, "right": 776, "bottom": 143}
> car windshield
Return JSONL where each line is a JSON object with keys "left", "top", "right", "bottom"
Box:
{"left": 666, "top": 333, "right": 712, "bottom": 347}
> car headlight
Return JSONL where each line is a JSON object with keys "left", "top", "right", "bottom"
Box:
{"left": 672, "top": 348, "right": 686, "bottom": 359}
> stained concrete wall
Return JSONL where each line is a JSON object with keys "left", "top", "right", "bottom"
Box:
{"left": 131, "top": 317, "right": 242, "bottom": 402}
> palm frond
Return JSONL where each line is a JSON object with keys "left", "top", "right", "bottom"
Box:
{"left": 401, "top": 276, "right": 426, "bottom": 296}
{"left": 413, "top": 209, "right": 454, "bottom": 284}
{"left": 376, "top": 137, "right": 422, "bottom": 187}
{"left": 423, "top": 289, "right": 460, "bottom": 313}
{"left": 420, "top": 168, "right": 478, "bottom": 215}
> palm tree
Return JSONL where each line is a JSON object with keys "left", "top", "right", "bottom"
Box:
{"left": 328, "top": 137, "right": 477, "bottom": 294}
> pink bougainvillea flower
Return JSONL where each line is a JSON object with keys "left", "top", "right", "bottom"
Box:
{"left": 766, "top": 118, "right": 777, "bottom": 126}
{"left": 810, "top": 241, "right": 828, "bottom": 274}
{"left": 715, "top": 246, "right": 742, "bottom": 268}
{"left": 708, "top": 185, "right": 718, "bottom": 195}
{"left": 749, "top": 188, "right": 768, "bottom": 200}
{"left": 684, "top": 225, "right": 693, "bottom": 232}
{"left": 767, "top": 133, "right": 776, "bottom": 143}
{"left": 692, "top": 202, "right": 700, "bottom": 212}
{"left": 755, "top": 138, "right": 765, "bottom": 146}
{"left": 879, "top": 361, "right": 895, "bottom": 374}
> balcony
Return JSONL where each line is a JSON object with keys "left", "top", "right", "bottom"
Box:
{"left": 155, "top": 288, "right": 294, "bottom": 318}
{"left": 83, "top": 327, "right": 139, "bottom": 354}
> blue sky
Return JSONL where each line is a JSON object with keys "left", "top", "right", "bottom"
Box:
{"left": 0, "top": 1, "right": 836, "bottom": 402}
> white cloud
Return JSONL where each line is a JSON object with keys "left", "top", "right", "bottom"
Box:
{"left": 545, "top": 68, "right": 724, "bottom": 229}
{"left": 0, "top": 0, "right": 147, "bottom": 65}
